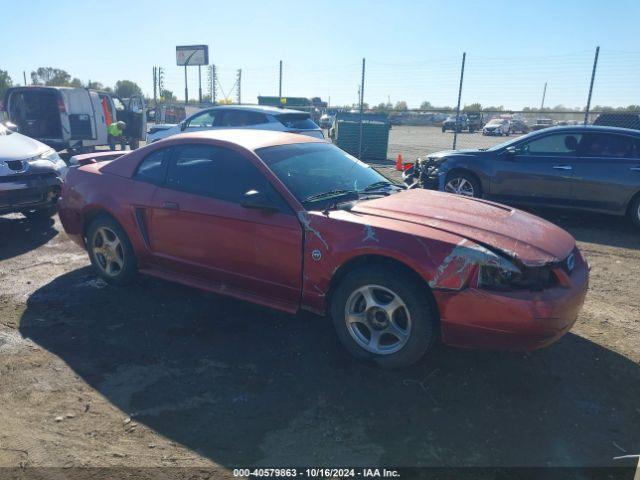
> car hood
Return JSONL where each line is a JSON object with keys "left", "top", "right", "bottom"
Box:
{"left": 0, "top": 131, "right": 49, "bottom": 161}
{"left": 351, "top": 189, "right": 575, "bottom": 266}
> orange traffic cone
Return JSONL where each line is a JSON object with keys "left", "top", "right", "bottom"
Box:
{"left": 395, "top": 154, "right": 403, "bottom": 171}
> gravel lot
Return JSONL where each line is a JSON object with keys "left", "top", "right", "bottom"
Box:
{"left": 1, "top": 126, "right": 639, "bottom": 476}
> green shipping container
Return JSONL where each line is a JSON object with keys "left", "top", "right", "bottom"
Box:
{"left": 332, "top": 113, "right": 390, "bottom": 162}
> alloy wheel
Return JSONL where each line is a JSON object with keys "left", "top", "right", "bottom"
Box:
{"left": 92, "top": 227, "right": 125, "bottom": 277}
{"left": 344, "top": 285, "right": 411, "bottom": 355}
{"left": 445, "top": 177, "right": 475, "bottom": 196}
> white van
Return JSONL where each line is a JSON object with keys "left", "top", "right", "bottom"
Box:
{"left": 3, "top": 86, "right": 146, "bottom": 152}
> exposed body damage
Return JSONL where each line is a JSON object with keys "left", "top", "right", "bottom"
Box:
{"left": 59, "top": 129, "right": 588, "bottom": 355}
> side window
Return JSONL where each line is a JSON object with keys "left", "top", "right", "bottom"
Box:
{"left": 219, "top": 110, "right": 268, "bottom": 127}
{"left": 580, "top": 133, "right": 635, "bottom": 158}
{"left": 166, "top": 144, "right": 286, "bottom": 206}
{"left": 134, "top": 149, "right": 168, "bottom": 184}
{"left": 518, "top": 133, "right": 582, "bottom": 155}
{"left": 186, "top": 110, "right": 217, "bottom": 128}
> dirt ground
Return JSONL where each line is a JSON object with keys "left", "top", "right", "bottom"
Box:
{"left": 1, "top": 128, "right": 639, "bottom": 477}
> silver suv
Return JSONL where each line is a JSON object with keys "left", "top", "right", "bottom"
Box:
{"left": 147, "top": 105, "right": 323, "bottom": 143}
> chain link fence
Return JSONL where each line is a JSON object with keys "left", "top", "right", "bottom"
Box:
{"left": 152, "top": 47, "right": 640, "bottom": 162}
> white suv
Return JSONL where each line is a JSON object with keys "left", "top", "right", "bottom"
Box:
{"left": 147, "top": 105, "right": 323, "bottom": 143}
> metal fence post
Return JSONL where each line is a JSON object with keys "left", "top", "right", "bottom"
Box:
{"left": 453, "top": 52, "right": 466, "bottom": 150}
{"left": 279, "top": 60, "right": 283, "bottom": 104}
{"left": 358, "top": 57, "right": 366, "bottom": 159}
{"left": 584, "top": 46, "right": 600, "bottom": 125}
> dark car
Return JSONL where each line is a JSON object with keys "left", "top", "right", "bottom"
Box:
{"left": 404, "top": 126, "right": 640, "bottom": 226}
{"left": 59, "top": 130, "right": 587, "bottom": 367}
{"left": 441, "top": 114, "right": 468, "bottom": 133}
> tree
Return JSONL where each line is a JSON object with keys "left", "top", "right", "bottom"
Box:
{"left": 0, "top": 70, "right": 12, "bottom": 97}
{"left": 70, "top": 77, "right": 83, "bottom": 87}
{"left": 419, "top": 101, "right": 433, "bottom": 110}
{"left": 394, "top": 101, "right": 408, "bottom": 111}
{"left": 86, "top": 81, "right": 104, "bottom": 90}
{"left": 31, "top": 67, "right": 72, "bottom": 86}
{"left": 463, "top": 102, "right": 482, "bottom": 112}
{"left": 160, "top": 89, "right": 174, "bottom": 102}
{"left": 114, "top": 80, "right": 142, "bottom": 98}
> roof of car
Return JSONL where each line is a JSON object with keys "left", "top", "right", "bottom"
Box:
{"left": 164, "top": 128, "right": 325, "bottom": 151}
{"left": 196, "top": 104, "right": 309, "bottom": 115}
{"left": 535, "top": 125, "right": 640, "bottom": 135}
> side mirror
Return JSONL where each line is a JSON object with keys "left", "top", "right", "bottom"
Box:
{"left": 505, "top": 146, "right": 517, "bottom": 158}
{"left": 179, "top": 121, "right": 187, "bottom": 131}
{"left": 241, "top": 190, "right": 278, "bottom": 212}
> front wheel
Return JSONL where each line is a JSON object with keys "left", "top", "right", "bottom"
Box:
{"left": 444, "top": 172, "right": 481, "bottom": 198}
{"left": 330, "top": 266, "right": 438, "bottom": 368}
{"left": 629, "top": 195, "right": 640, "bottom": 227}
{"left": 86, "top": 215, "right": 137, "bottom": 285}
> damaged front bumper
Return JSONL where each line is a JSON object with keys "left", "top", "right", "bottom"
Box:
{"left": 0, "top": 173, "right": 62, "bottom": 214}
{"left": 434, "top": 253, "right": 589, "bottom": 351}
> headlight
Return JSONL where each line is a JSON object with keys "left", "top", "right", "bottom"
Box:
{"left": 478, "top": 264, "right": 522, "bottom": 290}
{"left": 39, "top": 149, "right": 68, "bottom": 178}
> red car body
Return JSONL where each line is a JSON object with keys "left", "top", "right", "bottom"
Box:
{"left": 59, "top": 130, "right": 588, "bottom": 352}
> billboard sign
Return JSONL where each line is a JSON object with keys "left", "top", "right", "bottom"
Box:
{"left": 176, "top": 45, "right": 209, "bottom": 66}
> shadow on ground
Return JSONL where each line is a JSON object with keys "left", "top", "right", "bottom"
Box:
{"left": 19, "top": 267, "right": 640, "bottom": 468}
{"left": 0, "top": 215, "right": 58, "bottom": 261}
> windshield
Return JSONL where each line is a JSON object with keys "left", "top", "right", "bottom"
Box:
{"left": 487, "top": 119, "right": 502, "bottom": 125}
{"left": 276, "top": 113, "right": 318, "bottom": 130}
{"left": 256, "top": 142, "right": 396, "bottom": 207}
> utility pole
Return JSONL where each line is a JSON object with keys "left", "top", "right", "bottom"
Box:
{"left": 278, "top": 60, "right": 283, "bottom": 104}
{"left": 540, "top": 82, "right": 547, "bottom": 111}
{"left": 452, "top": 52, "right": 466, "bottom": 150}
{"left": 198, "top": 65, "right": 202, "bottom": 103}
{"left": 158, "top": 68, "right": 164, "bottom": 98}
{"left": 584, "top": 46, "right": 600, "bottom": 125}
{"left": 236, "top": 69, "right": 242, "bottom": 104}
{"left": 23, "top": 71, "right": 27, "bottom": 85}
{"left": 358, "top": 57, "right": 366, "bottom": 159}
{"left": 184, "top": 66, "right": 189, "bottom": 104}
{"left": 211, "top": 65, "right": 217, "bottom": 103}
{"left": 153, "top": 67, "right": 157, "bottom": 107}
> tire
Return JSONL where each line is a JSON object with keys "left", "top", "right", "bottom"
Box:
{"left": 444, "top": 171, "right": 481, "bottom": 198}
{"left": 86, "top": 215, "right": 137, "bottom": 285}
{"left": 129, "top": 138, "right": 140, "bottom": 150}
{"left": 23, "top": 205, "right": 57, "bottom": 220}
{"left": 441, "top": 126, "right": 446, "bottom": 133}
{"left": 330, "top": 266, "right": 438, "bottom": 368}
{"left": 629, "top": 195, "right": 640, "bottom": 227}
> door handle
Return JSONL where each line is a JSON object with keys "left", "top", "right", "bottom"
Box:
{"left": 162, "top": 201, "right": 180, "bottom": 210}
{"left": 630, "top": 166, "right": 640, "bottom": 172}
{"left": 553, "top": 165, "right": 573, "bottom": 171}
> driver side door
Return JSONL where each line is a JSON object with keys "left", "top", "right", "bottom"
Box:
{"left": 490, "top": 132, "right": 581, "bottom": 206}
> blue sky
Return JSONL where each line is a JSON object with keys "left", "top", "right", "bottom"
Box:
{"left": 2, "top": 0, "right": 639, "bottom": 109}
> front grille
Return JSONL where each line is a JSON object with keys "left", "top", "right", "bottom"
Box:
{"left": 0, "top": 189, "right": 44, "bottom": 207}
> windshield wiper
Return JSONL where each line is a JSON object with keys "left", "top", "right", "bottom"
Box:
{"left": 362, "top": 181, "right": 397, "bottom": 191}
{"left": 302, "top": 189, "right": 359, "bottom": 204}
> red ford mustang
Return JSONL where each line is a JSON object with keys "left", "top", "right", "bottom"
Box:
{"left": 59, "top": 130, "right": 589, "bottom": 367}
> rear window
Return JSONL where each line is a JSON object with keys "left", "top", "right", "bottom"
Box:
{"left": 276, "top": 113, "right": 318, "bottom": 130}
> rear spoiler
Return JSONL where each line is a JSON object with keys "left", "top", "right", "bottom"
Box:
{"left": 69, "top": 151, "right": 127, "bottom": 166}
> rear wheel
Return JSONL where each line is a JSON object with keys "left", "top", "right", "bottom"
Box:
{"left": 86, "top": 215, "right": 137, "bottom": 285}
{"left": 330, "top": 266, "right": 438, "bottom": 368}
{"left": 444, "top": 171, "right": 481, "bottom": 198}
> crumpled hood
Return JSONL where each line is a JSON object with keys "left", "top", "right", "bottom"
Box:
{"left": 352, "top": 189, "right": 575, "bottom": 266}
{"left": 0, "top": 131, "right": 49, "bottom": 161}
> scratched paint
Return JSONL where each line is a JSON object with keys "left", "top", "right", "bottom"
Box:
{"left": 362, "top": 225, "right": 379, "bottom": 243}
{"left": 297, "top": 211, "right": 329, "bottom": 249}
